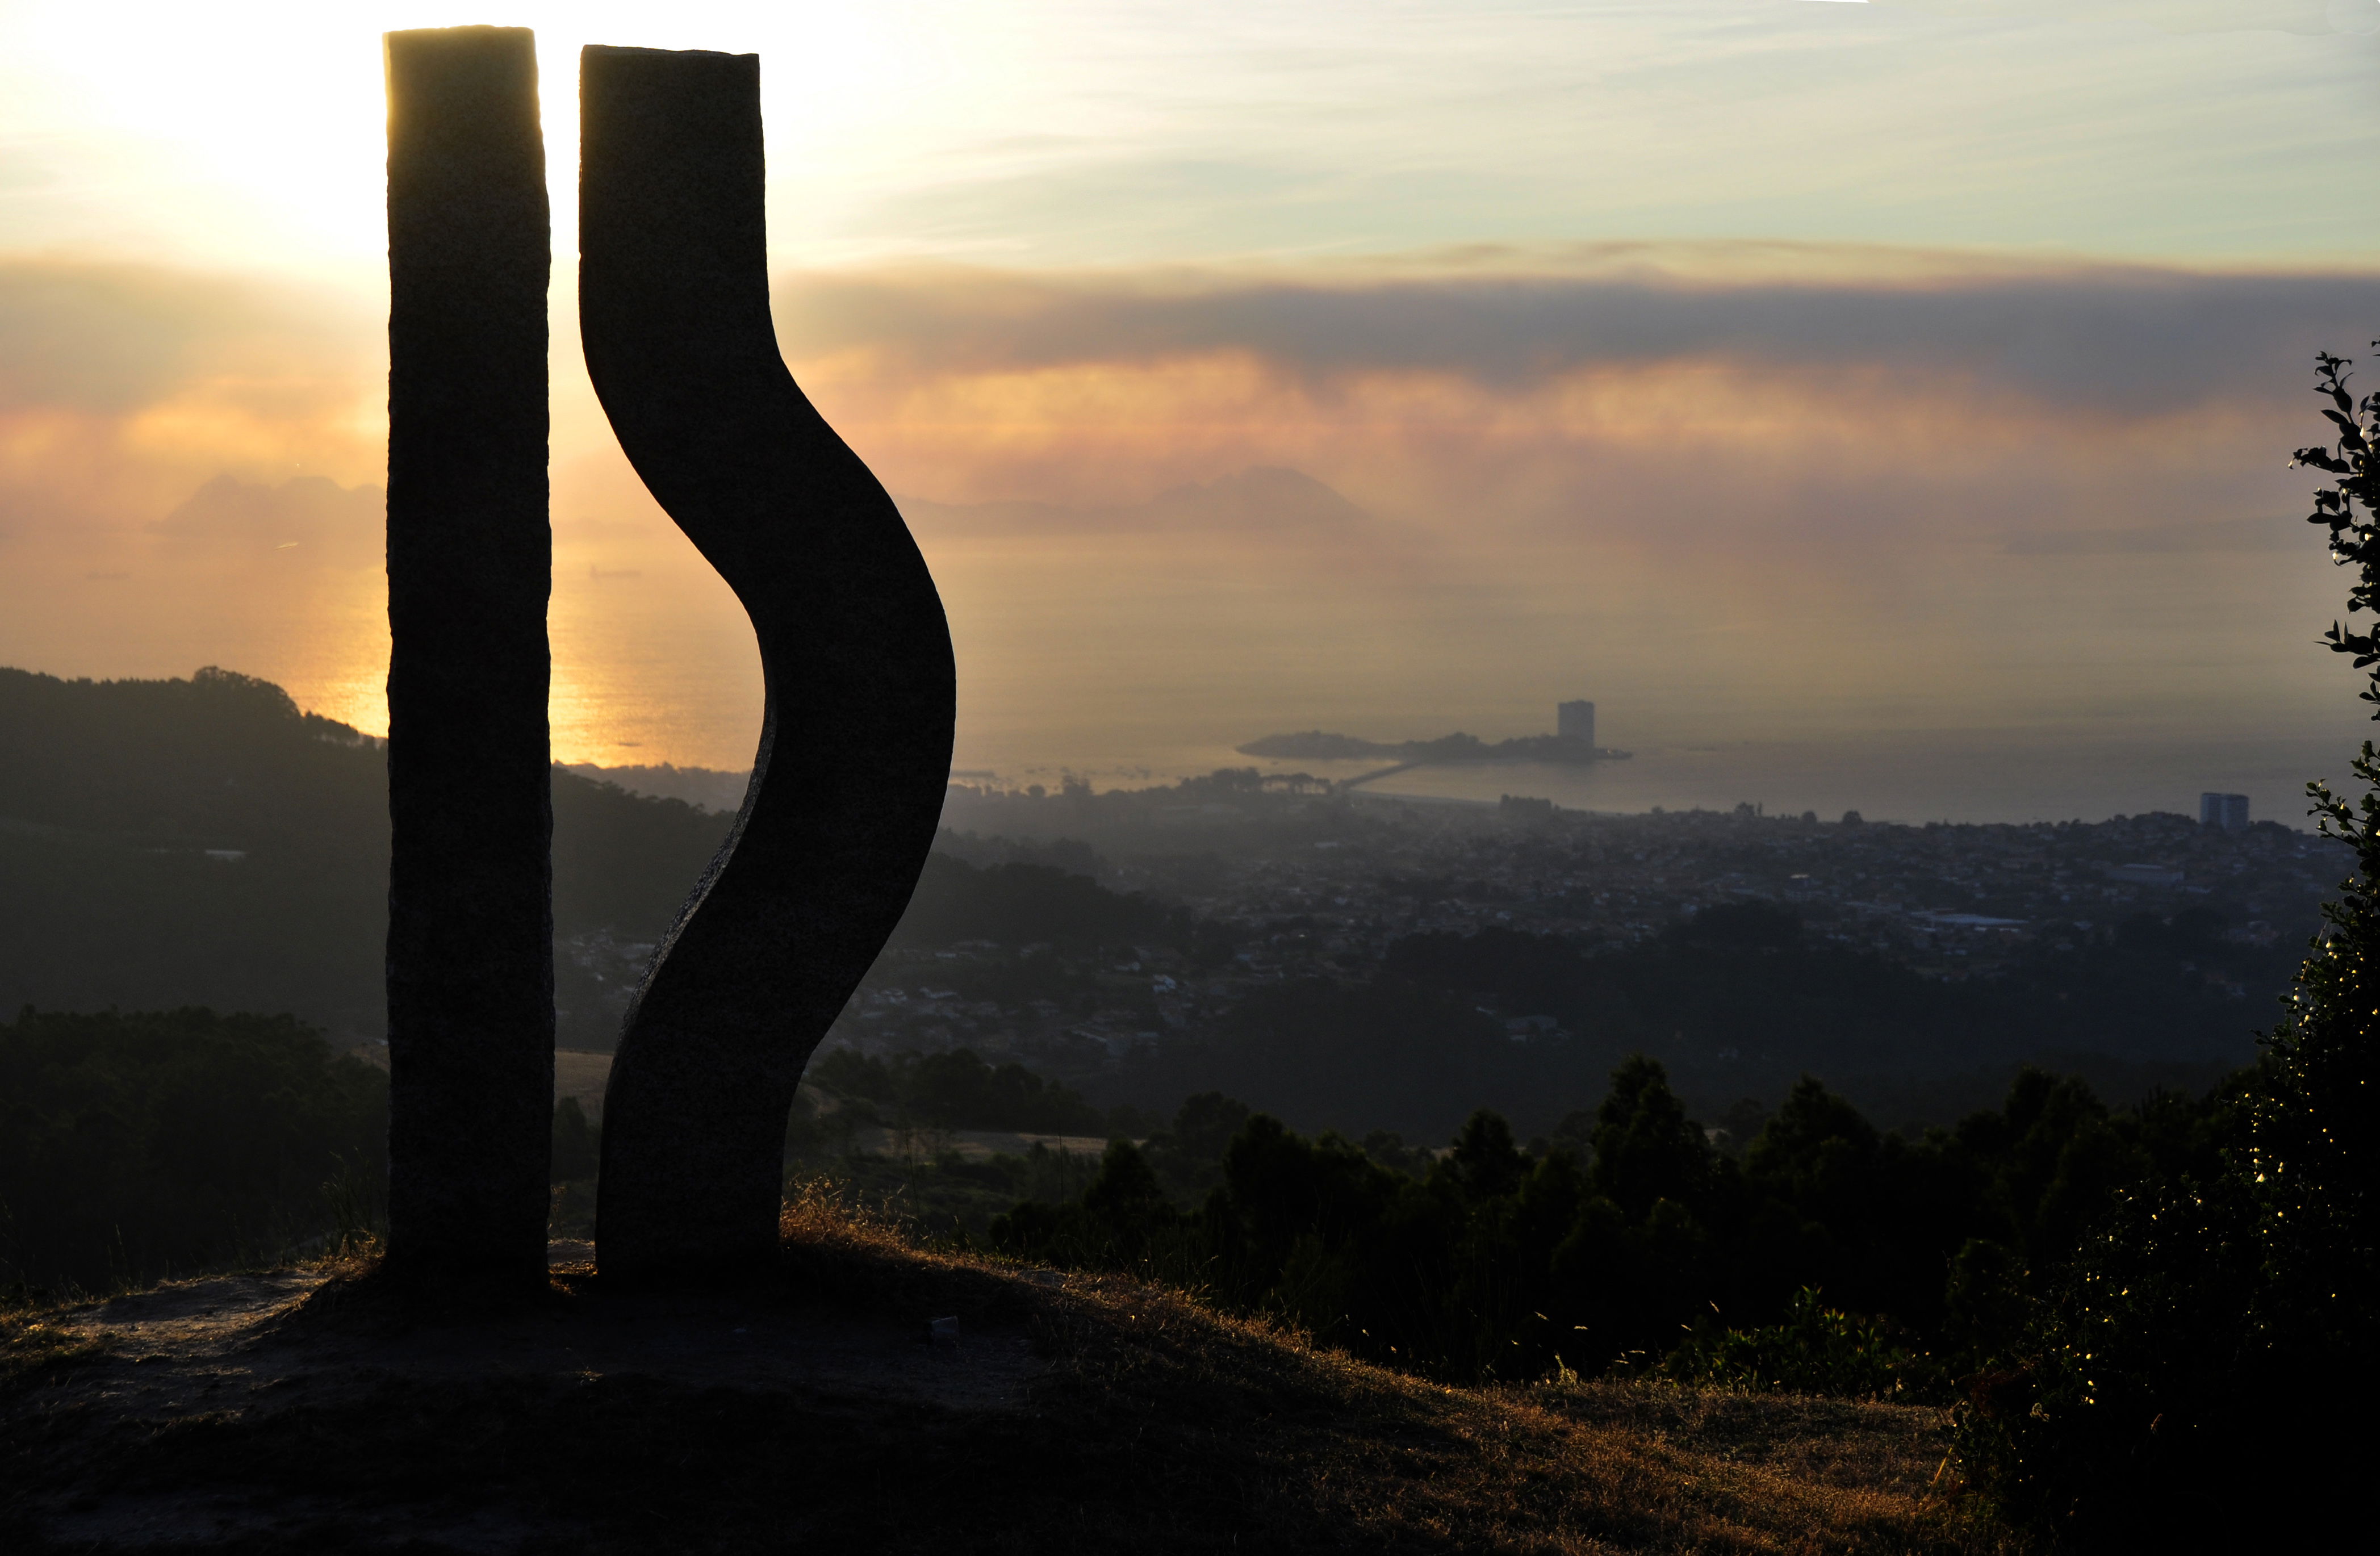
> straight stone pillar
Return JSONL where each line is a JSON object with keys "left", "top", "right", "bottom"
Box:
{"left": 382, "top": 26, "right": 554, "bottom": 1285}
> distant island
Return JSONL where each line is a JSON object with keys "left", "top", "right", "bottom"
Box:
{"left": 1236, "top": 729, "right": 1632, "bottom": 769}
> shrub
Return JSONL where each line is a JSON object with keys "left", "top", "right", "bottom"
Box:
{"left": 1663, "top": 1286, "right": 1943, "bottom": 1402}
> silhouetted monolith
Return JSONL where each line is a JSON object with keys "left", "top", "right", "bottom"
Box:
{"left": 579, "top": 45, "right": 956, "bottom": 1281}
{"left": 383, "top": 26, "right": 554, "bottom": 1285}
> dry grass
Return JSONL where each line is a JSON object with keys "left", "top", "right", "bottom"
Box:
{"left": 769, "top": 1180, "right": 2010, "bottom": 1553}
{"left": 972, "top": 1277, "right": 2005, "bottom": 1554}
{"left": 0, "top": 1191, "right": 2020, "bottom": 1554}
{"left": 0, "top": 1309, "right": 109, "bottom": 1396}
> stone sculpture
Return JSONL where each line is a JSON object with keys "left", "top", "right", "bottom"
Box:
{"left": 380, "top": 30, "right": 950, "bottom": 1286}
{"left": 382, "top": 26, "right": 556, "bottom": 1286}
{"left": 578, "top": 46, "right": 956, "bottom": 1280}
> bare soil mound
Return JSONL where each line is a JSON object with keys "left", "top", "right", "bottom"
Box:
{"left": 2, "top": 1201, "right": 2007, "bottom": 1554}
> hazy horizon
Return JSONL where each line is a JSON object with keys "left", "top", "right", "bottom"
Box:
{"left": 4, "top": 3, "right": 2377, "bottom": 827}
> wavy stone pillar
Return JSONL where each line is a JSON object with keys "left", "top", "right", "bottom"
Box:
{"left": 580, "top": 45, "right": 956, "bottom": 1281}
{"left": 382, "top": 26, "right": 555, "bottom": 1285}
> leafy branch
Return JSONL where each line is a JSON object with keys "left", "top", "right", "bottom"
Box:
{"left": 2289, "top": 348, "right": 2380, "bottom": 938}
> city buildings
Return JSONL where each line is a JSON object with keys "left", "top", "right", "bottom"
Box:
{"left": 871, "top": 780, "right": 2342, "bottom": 1086}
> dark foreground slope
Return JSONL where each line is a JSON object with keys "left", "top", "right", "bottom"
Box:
{"left": 1, "top": 1193, "right": 2008, "bottom": 1555}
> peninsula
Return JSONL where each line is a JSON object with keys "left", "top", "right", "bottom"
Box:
{"left": 1238, "top": 699, "right": 1631, "bottom": 781}
{"left": 1237, "top": 729, "right": 1632, "bottom": 764}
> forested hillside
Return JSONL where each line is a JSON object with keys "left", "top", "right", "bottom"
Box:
{"left": 0, "top": 1006, "right": 388, "bottom": 1291}
{"left": 1102, "top": 904, "right": 2262, "bottom": 1139}
{"left": 0, "top": 667, "right": 729, "bottom": 1045}
{"left": 0, "top": 664, "right": 2294, "bottom": 1131}
{"left": 0, "top": 667, "right": 1187, "bottom": 1050}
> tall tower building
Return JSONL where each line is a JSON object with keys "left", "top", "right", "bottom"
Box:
{"left": 2200, "top": 792, "right": 2250, "bottom": 831}
{"left": 1558, "top": 700, "right": 1595, "bottom": 747}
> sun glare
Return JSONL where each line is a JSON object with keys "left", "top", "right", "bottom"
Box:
{"left": 8, "top": 1, "right": 968, "bottom": 271}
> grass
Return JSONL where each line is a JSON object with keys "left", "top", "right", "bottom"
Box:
{"left": 549, "top": 1143, "right": 1106, "bottom": 1245}
{"left": 784, "top": 1143, "right": 1108, "bottom": 1237}
{"left": 0, "top": 1308, "right": 109, "bottom": 1397}
{"left": 0, "top": 1185, "right": 2019, "bottom": 1554}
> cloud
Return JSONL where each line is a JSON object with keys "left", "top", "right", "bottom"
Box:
{"left": 0, "top": 258, "right": 382, "bottom": 547}
{"left": 0, "top": 258, "right": 371, "bottom": 417}
{"left": 897, "top": 466, "right": 1371, "bottom": 539}
{"left": 776, "top": 251, "right": 2380, "bottom": 421}
{"left": 0, "top": 245, "right": 2369, "bottom": 769}
{"left": 747, "top": 248, "right": 2380, "bottom": 771}
{"left": 1856, "top": 1, "right": 2371, "bottom": 37}
{"left": 2001, "top": 517, "right": 2310, "bottom": 554}
{"left": 769, "top": 249, "right": 2380, "bottom": 575}
{"left": 0, "top": 259, "right": 390, "bottom": 729}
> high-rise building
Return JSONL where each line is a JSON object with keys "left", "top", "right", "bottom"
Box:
{"left": 1558, "top": 700, "right": 1595, "bottom": 746}
{"left": 2199, "top": 792, "right": 2250, "bottom": 831}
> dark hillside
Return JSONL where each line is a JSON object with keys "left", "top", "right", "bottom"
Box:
{"left": 0, "top": 1007, "right": 387, "bottom": 1293}
{"left": 549, "top": 773, "right": 736, "bottom": 935}
{"left": 0, "top": 667, "right": 1163, "bottom": 1049}
{"left": 0, "top": 666, "right": 383, "bottom": 849}
{"left": 1102, "top": 907, "right": 2277, "bottom": 1141}
{"left": 0, "top": 665, "right": 2296, "bottom": 1132}
{"left": 0, "top": 665, "right": 394, "bottom": 1035}
{"left": 0, "top": 667, "right": 729, "bottom": 1042}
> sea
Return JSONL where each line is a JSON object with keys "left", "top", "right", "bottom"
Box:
{"left": 583, "top": 729, "right": 2361, "bottom": 833}
{"left": 13, "top": 523, "right": 2368, "bottom": 832}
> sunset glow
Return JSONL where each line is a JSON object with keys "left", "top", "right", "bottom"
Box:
{"left": 3, "top": 2, "right": 2377, "bottom": 817}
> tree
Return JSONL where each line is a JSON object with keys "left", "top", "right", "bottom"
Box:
{"left": 2267, "top": 348, "right": 2380, "bottom": 1313}
{"left": 1588, "top": 1056, "right": 1715, "bottom": 1220}
{"left": 1958, "top": 352, "right": 2380, "bottom": 1544}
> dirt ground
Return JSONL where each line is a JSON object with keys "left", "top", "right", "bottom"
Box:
{"left": 1, "top": 1217, "right": 2009, "bottom": 1555}
{"left": 7, "top": 1247, "right": 1046, "bottom": 1551}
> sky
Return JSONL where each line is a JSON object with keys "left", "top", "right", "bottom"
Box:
{"left": 3, "top": 1, "right": 2378, "bottom": 821}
